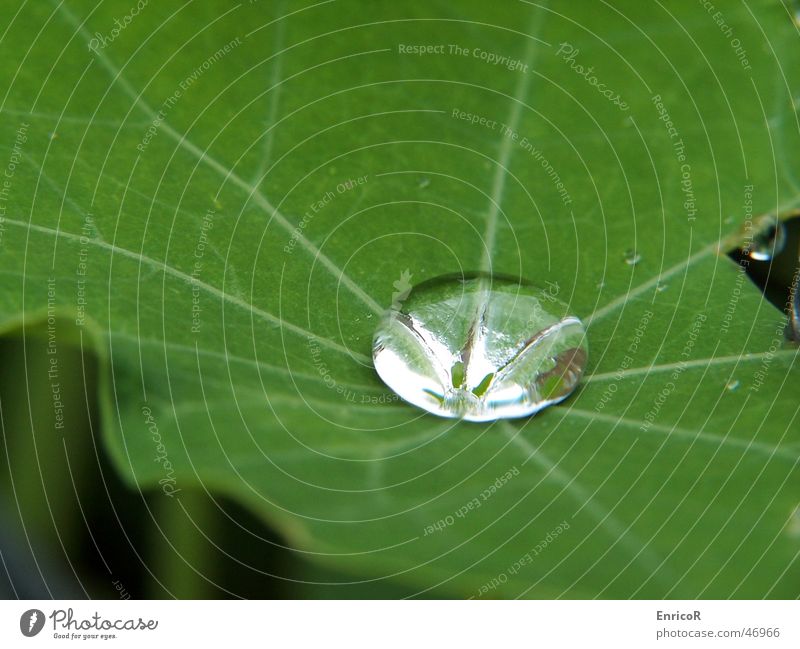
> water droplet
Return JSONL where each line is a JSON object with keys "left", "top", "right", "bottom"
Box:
{"left": 656, "top": 283, "right": 668, "bottom": 293}
{"left": 372, "top": 273, "right": 588, "bottom": 421}
{"left": 788, "top": 506, "right": 800, "bottom": 539}
{"left": 623, "top": 249, "right": 641, "bottom": 266}
{"left": 748, "top": 220, "right": 786, "bottom": 261}
{"left": 418, "top": 177, "right": 430, "bottom": 189}
{"left": 725, "top": 379, "right": 740, "bottom": 392}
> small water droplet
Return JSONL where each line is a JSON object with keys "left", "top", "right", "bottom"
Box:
{"left": 788, "top": 506, "right": 800, "bottom": 539}
{"left": 372, "top": 273, "right": 588, "bottom": 421}
{"left": 596, "top": 281, "right": 605, "bottom": 290}
{"left": 748, "top": 220, "right": 786, "bottom": 261}
{"left": 418, "top": 177, "right": 430, "bottom": 189}
{"left": 623, "top": 249, "right": 641, "bottom": 266}
{"left": 656, "top": 283, "right": 668, "bottom": 293}
{"left": 725, "top": 379, "right": 740, "bottom": 392}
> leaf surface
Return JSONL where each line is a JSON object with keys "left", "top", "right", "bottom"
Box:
{"left": 1, "top": 0, "right": 799, "bottom": 596}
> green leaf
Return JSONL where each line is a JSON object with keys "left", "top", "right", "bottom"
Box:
{"left": 1, "top": 0, "right": 799, "bottom": 597}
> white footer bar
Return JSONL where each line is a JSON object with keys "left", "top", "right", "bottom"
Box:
{"left": 0, "top": 600, "right": 796, "bottom": 647}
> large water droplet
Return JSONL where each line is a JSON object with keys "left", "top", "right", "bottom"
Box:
{"left": 372, "top": 273, "right": 588, "bottom": 421}
{"left": 748, "top": 221, "right": 786, "bottom": 261}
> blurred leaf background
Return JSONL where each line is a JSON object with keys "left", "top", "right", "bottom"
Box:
{"left": 0, "top": 323, "right": 417, "bottom": 597}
